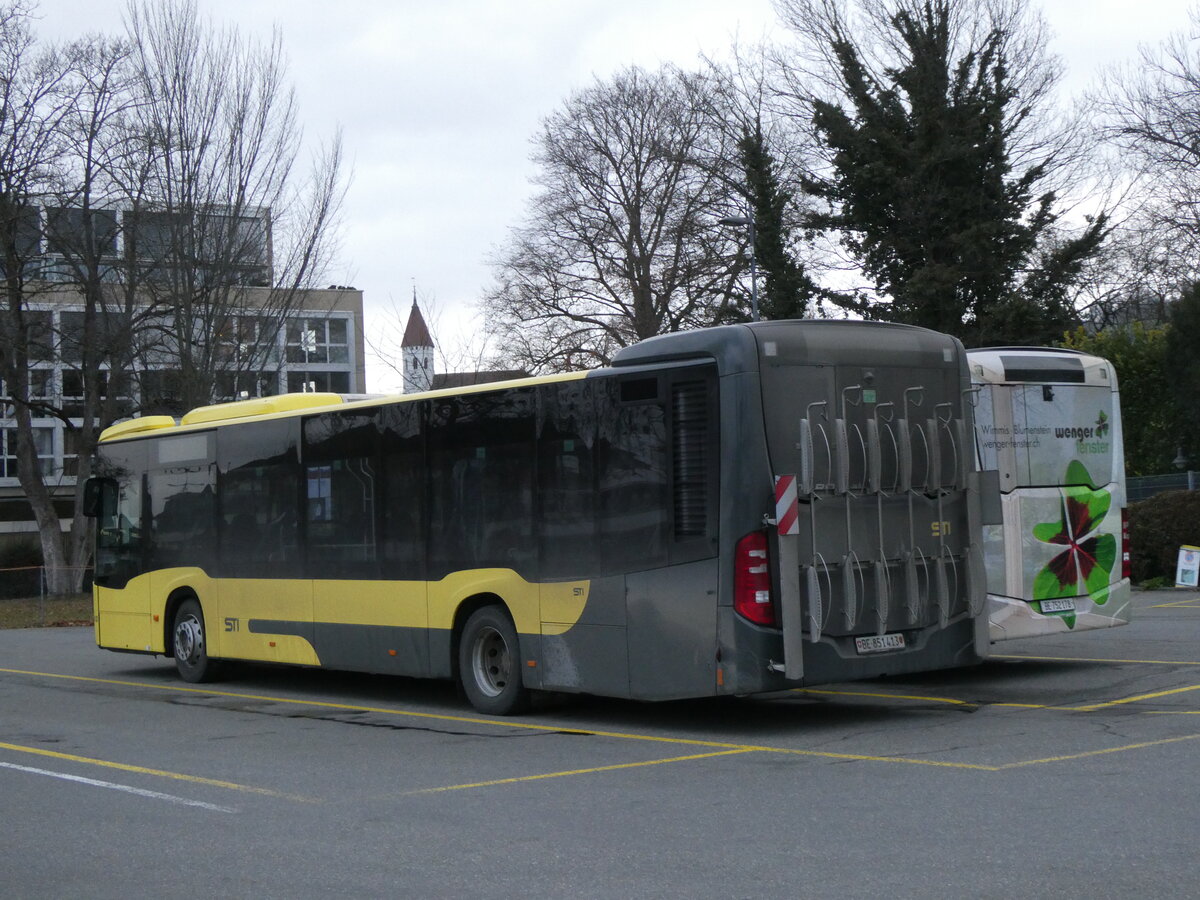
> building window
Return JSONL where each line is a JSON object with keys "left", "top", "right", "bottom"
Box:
{"left": 60, "top": 370, "right": 132, "bottom": 419}
{"left": 1, "top": 426, "right": 55, "bottom": 478}
{"left": 139, "top": 369, "right": 184, "bottom": 413}
{"left": 286, "top": 317, "right": 350, "bottom": 364}
{"left": 44, "top": 207, "right": 120, "bottom": 259}
{"left": 287, "top": 370, "right": 350, "bottom": 394}
{"left": 1, "top": 369, "right": 53, "bottom": 417}
{"left": 128, "top": 209, "right": 182, "bottom": 263}
{"left": 0, "top": 310, "right": 56, "bottom": 363}
{"left": 0, "top": 206, "right": 42, "bottom": 279}
{"left": 216, "top": 370, "right": 278, "bottom": 401}
{"left": 60, "top": 309, "right": 132, "bottom": 364}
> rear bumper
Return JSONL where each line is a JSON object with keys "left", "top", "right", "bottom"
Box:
{"left": 987, "top": 579, "right": 1133, "bottom": 642}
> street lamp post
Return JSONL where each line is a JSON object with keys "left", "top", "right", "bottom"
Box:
{"left": 719, "top": 213, "right": 758, "bottom": 322}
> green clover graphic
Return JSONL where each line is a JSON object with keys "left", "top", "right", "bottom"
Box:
{"left": 1030, "top": 460, "right": 1116, "bottom": 629}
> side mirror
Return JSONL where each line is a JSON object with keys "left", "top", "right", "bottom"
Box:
{"left": 82, "top": 477, "right": 112, "bottom": 518}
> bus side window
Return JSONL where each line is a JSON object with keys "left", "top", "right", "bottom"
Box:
{"left": 217, "top": 420, "right": 300, "bottom": 577}
{"left": 149, "top": 467, "right": 215, "bottom": 571}
{"left": 379, "top": 402, "right": 425, "bottom": 580}
{"left": 538, "top": 381, "right": 598, "bottom": 578}
{"left": 428, "top": 389, "right": 535, "bottom": 576}
{"left": 303, "top": 410, "right": 382, "bottom": 578}
{"left": 598, "top": 376, "right": 669, "bottom": 573}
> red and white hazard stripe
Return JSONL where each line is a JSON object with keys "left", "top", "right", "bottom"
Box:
{"left": 774, "top": 474, "right": 799, "bottom": 536}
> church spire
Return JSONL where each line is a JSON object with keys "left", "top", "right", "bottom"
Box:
{"left": 401, "top": 286, "right": 434, "bottom": 392}
{"left": 401, "top": 285, "right": 433, "bottom": 349}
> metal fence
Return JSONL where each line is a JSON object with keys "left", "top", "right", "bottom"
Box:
{"left": 0, "top": 566, "right": 93, "bottom": 628}
{"left": 0, "top": 566, "right": 93, "bottom": 601}
{"left": 1128, "top": 472, "right": 1199, "bottom": 503}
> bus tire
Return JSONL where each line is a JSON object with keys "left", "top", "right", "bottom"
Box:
{"left": 459, "top": 606, "right": 529, "bottom": 715}
{"left": 172, "top": 598, "right": 218, "bottom": 683}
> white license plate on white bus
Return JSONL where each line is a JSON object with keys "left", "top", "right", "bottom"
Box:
{"left": 1040, "top": 598, "right": 1075, "bottom": 614}
{"left": 855, "top": 633, "right": 906, "bottom": 654}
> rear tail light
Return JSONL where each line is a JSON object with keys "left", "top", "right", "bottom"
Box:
{"left": 1121, "top": 508, "right": 1131, "bottom": 580}
{"left": 735, "top": 530, "right": 776, "bottom": 626}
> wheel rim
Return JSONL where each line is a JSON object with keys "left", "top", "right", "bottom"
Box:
{"left": 175, "top": 613, "right": 203, "bottom": 665}
{"left": 470, "top": 625, "right": 511, "bottom": 698}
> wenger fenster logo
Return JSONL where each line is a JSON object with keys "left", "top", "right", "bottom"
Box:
{"left": 1052, "top": 410, "right": 1110, "bottom": 455}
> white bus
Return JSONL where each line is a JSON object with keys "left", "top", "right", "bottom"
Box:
{"left": 968, "top": 347, "right": 1132, "bottom": 641}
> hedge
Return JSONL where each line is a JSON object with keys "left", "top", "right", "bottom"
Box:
{"left": 1127, "top": 490, "right": 1200, "bottom": 583}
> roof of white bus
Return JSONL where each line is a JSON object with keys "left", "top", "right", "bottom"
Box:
{"left": 966, "top": 346, "right": 1116, "bottom": 388}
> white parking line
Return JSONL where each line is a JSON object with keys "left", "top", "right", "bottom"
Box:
{"left": 0, "top": 760, "right": 236, "bottom": 813}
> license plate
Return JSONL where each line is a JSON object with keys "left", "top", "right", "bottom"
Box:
{"left": 1040, "top": 598, "right": 1075, "bottom": 614}
{"left": 855, "top": 633, "right": 906, "bottom": 654}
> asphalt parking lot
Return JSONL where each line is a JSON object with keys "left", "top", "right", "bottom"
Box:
{"left": 3, "top": 590, "right": 1199, "bottom": 899}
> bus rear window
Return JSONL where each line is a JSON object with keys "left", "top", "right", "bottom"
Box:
{"left": 976, "top": 384, "right": 1116, "bottom": 489}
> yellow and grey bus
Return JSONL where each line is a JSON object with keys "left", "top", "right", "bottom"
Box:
{"left": 968, "top": 347, "right": 1131, "bottom": 640}
{"left": 87, "top": 321, "right": 993, "bottom": 714}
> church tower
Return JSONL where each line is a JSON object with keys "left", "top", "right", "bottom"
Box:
{"left": 401, "top": 293, "right": 434, "bottom": 393}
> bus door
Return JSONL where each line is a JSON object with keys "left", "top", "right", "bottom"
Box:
{"left": 216, "top": 420, "right": 315, "bottom": 664}
{"left": 92, "top": 441, "right": 151, "bottom": 650}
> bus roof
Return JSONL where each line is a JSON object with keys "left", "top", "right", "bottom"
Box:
{"left": 97, "top": 370, "right": 589, "bottom": 444}
{"left": 966, "top": 346, "right": 1116, "bottom": 387}
{"left": 613, "top": 319, "right": 963, "bottom": 373}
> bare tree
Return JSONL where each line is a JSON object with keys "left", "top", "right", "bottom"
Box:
{"left": 0, "top": 2, "right": 93, "bottom": 593}
{"left": 484, "top": 65, "right": 747, "bottom": 374}
{"left": 0, "top": 0, "right": 346, "bottom": 594}
{"left": 1101, "top": 11, "right": 1200, "bottom": 262}
{"left": 121, "top": 0, "right": 345, "bottom": 413}
{"left": 700, "top": 47, "right": 826, "bottom": 319}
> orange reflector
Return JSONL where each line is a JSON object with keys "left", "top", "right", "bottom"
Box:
{"left": 716, "top": 668, "right": 724, "bottom": 687}
{"left": 268, "top": 641, "right": 276, "bottom": 647}
{"left": 526, "top": 659, "right": 537, "bottom": 667}
{"left": 152, "top": 614, "right": 159, "bottom": 622}
{"left": 388, "top": 649, "right": 397, "bottom": 656}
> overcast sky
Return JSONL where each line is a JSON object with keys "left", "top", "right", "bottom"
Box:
{"left": 32, "top": 0, "right": 1199, "bottom": 391}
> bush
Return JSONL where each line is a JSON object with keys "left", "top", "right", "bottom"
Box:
{"left": 1128, "top": 490, "right": 1200, "bottom": 582}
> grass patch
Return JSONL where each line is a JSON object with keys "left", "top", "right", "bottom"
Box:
{"left": 0, "top": 593, "right": 93, "bottom": 629}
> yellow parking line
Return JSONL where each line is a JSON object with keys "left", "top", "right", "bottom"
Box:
{"left": 994, "top": 654, "right": 1200, "bottom": 666}
{"left": 0, "top": 667, "right": 753, "bottom": 752}
{"left": 768, "top": 747, "right": 999, "bottom": 770}
{"left": 0, "top": 740, "right": 314, "bottom": 802}
{"left": 1147, "top": 600, "right": 1200, "bottom": 609}
{"left": 0, "top": 666, "right": 1006, "bottom": 770}
{"left": 410, "top": 749, "right": 757, "bottom": 794}
{"left": 3, "top": 665, "right": 1197, "bottom": 777}
{"left": 997, "top": 733, "right": 1200, "bottom": 768}
{"left": 1066, "top": 684, "right": 1200, "bottom": 711}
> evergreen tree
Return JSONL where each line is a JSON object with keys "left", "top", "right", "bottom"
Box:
{"left": 1062, "top": 323, "right": 1178, "bottom": 477}
{"left": 801, "top": 0, "right": 1106, "bottom": 344}
{"left": 1165, "top": 282, "right": 1200, "bottom": 464}
{"left": 736, "top": 119, "right": 818, "bottom": 320}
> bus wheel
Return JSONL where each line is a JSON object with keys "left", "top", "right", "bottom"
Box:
{"left": 173, "top": 598, "right": 217, "bottom": 683}
{"left": 459, "top": 606, "right": 529, "bottom": 715}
